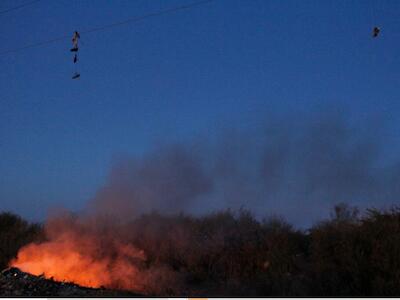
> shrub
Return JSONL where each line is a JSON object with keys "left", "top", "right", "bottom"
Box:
{"left": 0, "top": 212, "right": 43, "bottom": 270}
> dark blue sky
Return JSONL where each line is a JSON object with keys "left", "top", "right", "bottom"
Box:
{"left": 1, "top": 0, "right": 400, "bottom": 222}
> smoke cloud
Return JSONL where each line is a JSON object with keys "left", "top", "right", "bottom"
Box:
{"left": 88, "top": 112, "right": 399, "bottom": 226}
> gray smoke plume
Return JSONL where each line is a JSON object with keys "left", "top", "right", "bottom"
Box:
{"left": 88, "top": 111, "right": 400, "bottom": 227}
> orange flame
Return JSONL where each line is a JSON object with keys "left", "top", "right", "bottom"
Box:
{"left": 11, "top": 214, "right": 146, "bottom": 291}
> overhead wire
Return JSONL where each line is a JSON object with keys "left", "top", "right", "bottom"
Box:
{"left": 0, "top": 0, "right": 214, "bottom": 56}
{"left": 0, "top": 0, "right": 41, "bottom": 16}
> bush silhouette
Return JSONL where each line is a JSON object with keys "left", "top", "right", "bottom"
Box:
{"left": 2, "top": 204, "right": 400, "bottom": 296}
{"left": 0, "top": 212, "right": 43, "bottom": 270}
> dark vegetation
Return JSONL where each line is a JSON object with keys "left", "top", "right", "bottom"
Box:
{"left": 1, "top": 203, "right": 400, "bottom": 296}
{"left": 0, "top": 212, "right": 43, "bottom": 271}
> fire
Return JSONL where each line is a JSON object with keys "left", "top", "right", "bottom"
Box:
{"left": 11, "top": 213, "right": 146, "bottom": 291}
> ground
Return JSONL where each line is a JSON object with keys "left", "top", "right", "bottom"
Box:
{"left": 0, "top": 267, "right": 141, "bottom": 297}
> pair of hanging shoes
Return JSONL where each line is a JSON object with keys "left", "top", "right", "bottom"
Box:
{"left": 372, "top": 26, "right": 380, "bottom": 38}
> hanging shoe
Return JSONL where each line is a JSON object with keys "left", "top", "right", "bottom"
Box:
{"left": 372, "top": 26, "right": 380, "bottom": 38}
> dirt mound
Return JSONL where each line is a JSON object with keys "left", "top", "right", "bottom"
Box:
{"left": 0, "top": 267, "right": 141, "bottom": 297}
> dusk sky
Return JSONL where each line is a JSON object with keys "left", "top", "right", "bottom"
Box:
{"left": 1, "top": 0, "right": 400, "bottom": 224}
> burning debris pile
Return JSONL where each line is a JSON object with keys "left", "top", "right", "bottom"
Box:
{"left": 0, "top": 267, "right": 139, "bottom": 296}
{"left": 8, "top": 212, "right": 183, "bottom": 296}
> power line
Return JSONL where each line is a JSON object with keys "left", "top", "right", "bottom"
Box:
{"left": 82, "top": 0, "right": 214, "bottom": 34}
{"left": 0, "top": 35, "right": 69, "bottom": 55}
{"left": 0, "top": 0, "right": 41, "bottom": 15}
{"left": 0, "top": 0, "right": 214, "bottom": 56}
